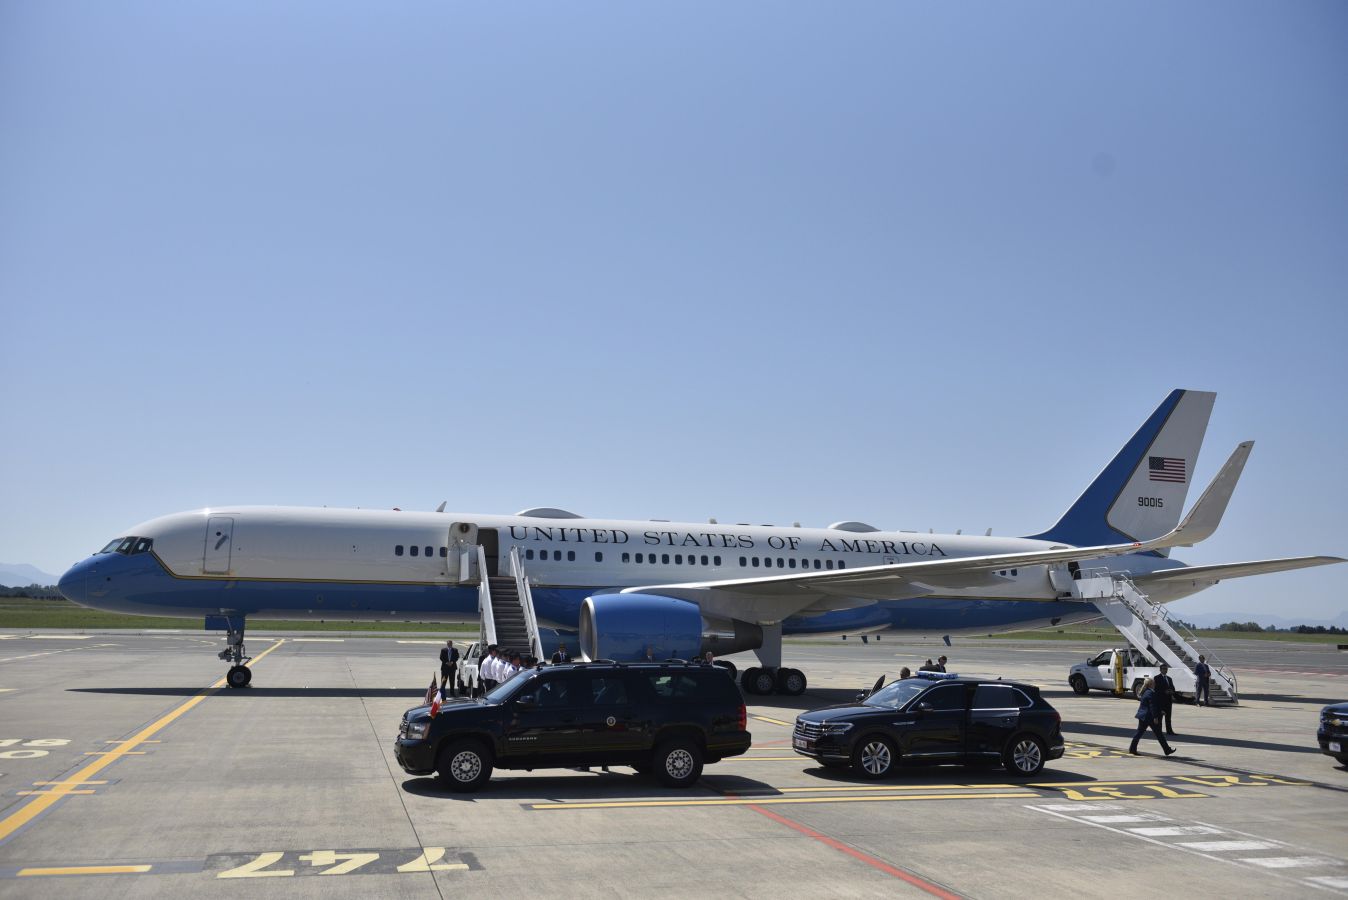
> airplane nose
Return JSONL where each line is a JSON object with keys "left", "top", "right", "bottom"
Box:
{"left": 58, "top": 564, "right": 86, "bottom": 605}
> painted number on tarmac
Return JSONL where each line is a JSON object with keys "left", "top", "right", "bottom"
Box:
{"left": 213, "top": 847, "right": 474, "bottom": 878}
{"left": 1043, "top": 782, "right": 1209, "bottom": 801}
{"left": 0, "top": 739, "right": 70, "bottom": 759}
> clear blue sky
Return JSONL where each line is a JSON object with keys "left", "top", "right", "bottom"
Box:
{"left": 2, "top": 2, "right": 1344, "bottom": 623}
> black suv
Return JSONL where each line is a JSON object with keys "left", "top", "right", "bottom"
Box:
{"left": 793, "top": 673, "right": 1065, "bottom": 777}
{"left": 395, "top": 661, "right": 751, "bottom": 791}
{"left": 1318, "top": 702, "right": 1347, "bottom": 767}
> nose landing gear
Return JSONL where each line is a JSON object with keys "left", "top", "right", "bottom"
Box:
{"left": 216, "top": 623, "right": 252, "bottom": 688}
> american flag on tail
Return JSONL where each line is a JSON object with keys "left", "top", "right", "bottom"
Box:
{"left": 1148, "top": 456, "right": 1186, "bottom": 483}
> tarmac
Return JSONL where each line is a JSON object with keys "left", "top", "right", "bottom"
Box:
{"left": 0, "top": 629, "right": 1344, "bottom": 898}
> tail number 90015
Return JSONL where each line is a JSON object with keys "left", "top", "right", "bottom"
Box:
{"left": 1137, "top": 497, "right": 1164, "bottom": 508}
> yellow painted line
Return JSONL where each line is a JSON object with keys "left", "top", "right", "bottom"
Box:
{"left": 724, "top": 756, "right": 806, "bottom": 761}
{"left": 32, "top": 781, "right": 108, "bottom": 786}
{"left": 16, "top": 790, "right": 97, "bottom": 797}
{"left": 84, "top": 751, "right": 147, "bottom": 756}
{"left": 750, "top": 715, "right": 792, "bottom": 726}
{"left": 532, "top": 792, "right": 1039, "bottom": 810}
{"left": 18, "top": 864, "right": 152, "bottom": 876}
{"left": 775, "top": 784, "right": 1016, "bottom": 793}
{"left": 105, "top": 740, "right": 160, "bottom": 744}
{"left": 0, "top": 639, "right": 285, "bottom": 845}
{"left": 1031, "top": 780, "right": 1163, "bottom": 787}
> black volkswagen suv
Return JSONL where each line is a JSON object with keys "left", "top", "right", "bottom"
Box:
{"left": 793, "top": 673, "right": 1064, "bottom": 777}
{"left": 396, "top": 661, "right": 751, "bottom": 791}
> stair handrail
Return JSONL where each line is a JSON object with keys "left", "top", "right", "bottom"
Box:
{"left": 507, "top": 545, "right": 545, "bottom": 661}
{"left": 477, "top": 544, "right": 497, "bottom": 647}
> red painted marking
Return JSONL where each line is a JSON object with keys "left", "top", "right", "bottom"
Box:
{"left": 745, "top": 803, "right": 963, "bottom": 899}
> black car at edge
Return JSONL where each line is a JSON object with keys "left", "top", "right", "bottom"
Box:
{"left": 395, "top": 661, "right": 751, "bottom": 791}
{"left": 1318, "top": 702, "right": 1348, "bottom": 767}
{"left": 793, "top": 673, "right": 1065, "bottom": 777}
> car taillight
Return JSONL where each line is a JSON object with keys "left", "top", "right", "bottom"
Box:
{"left": 738, "top": 703, "right": 746, "bottom": 731}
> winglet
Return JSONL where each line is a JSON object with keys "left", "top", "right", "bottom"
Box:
{"left": 1162, "top": 441, "right": 1253, "bottom": 547}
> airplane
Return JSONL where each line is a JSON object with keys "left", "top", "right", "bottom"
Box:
{"left": 57, "top": 389, "right": 1343, "bottom": 693}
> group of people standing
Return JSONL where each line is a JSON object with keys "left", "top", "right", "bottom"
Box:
{"left": 1128, "top": 654, "right": 1215, "bottom": 755}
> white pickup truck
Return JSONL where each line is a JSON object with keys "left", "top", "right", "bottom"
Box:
{"left": 1068, "top": 648, "right": 1195, "bottom": 699}
{"left": 456, "top": 641, "right": 482, "bottom": 695}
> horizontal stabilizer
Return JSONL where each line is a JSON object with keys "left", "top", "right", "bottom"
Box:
{"left": 1135, "top": 556, "right": 1346, "bottom": 586}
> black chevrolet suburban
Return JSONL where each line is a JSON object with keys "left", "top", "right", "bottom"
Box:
{"left": 395, "top": 661, "right": 751, "bottom": 791}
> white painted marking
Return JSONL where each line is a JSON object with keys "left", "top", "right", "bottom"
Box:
{"left": 1083, "top": 814, "right": 1168, "bottom": 824}
{"left": 291, "top": 638, "right": 344, "bottom": 643}
{"left": 396, "top": 640, "right": 446, "bottom": 645}
{"left": 1178, "top": 841, "right": 1280, "bottom": 852}
{"left": 1240, "top": 857, "right": 1339, "bottom": 869}
{"left": 28, "top": 635, "right": 93, "bottom": 640}
{"left": 1306, "top": 876, "right": 1348, "bottom": 889}
{"left": 1130, "top": 826, "right": 1223, "bottom": 837}
{"left": 1037, "top": 804, "right": 1122, "bottom": 812}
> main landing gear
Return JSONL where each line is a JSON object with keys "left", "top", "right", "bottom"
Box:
{"left": 217, "top": 623, "right": 252, "bottom": 688}
{"left": 738, "top": 623, "right": 807, "bottom": 696}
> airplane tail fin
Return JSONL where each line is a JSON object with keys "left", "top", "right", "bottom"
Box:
{"left": 1028, "top": 389, "right": 1217, "bottom": 550}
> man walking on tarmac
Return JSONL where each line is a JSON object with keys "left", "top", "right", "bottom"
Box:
{"left": 1154, "top": 663, "right": 1177, "bottom": 736}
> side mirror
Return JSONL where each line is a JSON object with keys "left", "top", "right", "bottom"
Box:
{"left": 914, "top": 701, "right": 933, "bottom": 715}
{"left": 515, "top": 695, "right": 537, "bottom": 710}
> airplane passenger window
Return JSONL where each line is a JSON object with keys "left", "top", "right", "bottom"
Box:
{"left": 395, "top": 545, "right": 404, "bottom": 556}
{"left": 410, "top": 546, "right": 419, "bottom": 557}
{"left": 648, "top": 554, "right": 656, "bottom": 564}
{"left": 623, "top": 553, "right": 631, "bottom": 563}
{"left": 675, "top": 554, "right": 682, "bottom": 564}
{"left": 567, "top": 551, "right": 575, "bottom": 561}
{"left": 440, "top": 547, "right": 447, "bottom": 557}
{"left": 554, "top": 550, "right": 562, "bottom": 561}
{"left": 525, "top": 549, "right": 534, "bottom": 560}
{"left": 635, "top": 553, "right": 643, "bottom": 563}
{"left": 713, "top": 556, "right": 721, "bottom": 566}
{"left": 739, "top": 557, "right": 747, "bottom": 567}
{"left": 702, "top": 555, "right": 709, "bottom": 565}
{"left": 838, "top": 561, "right": 846, "bottom": 569}
{"left": 777, "top": 558, "right": 785, "bottom": 568}
{"left": 751, "top": 558, "right": 759, "bottom": 567}
{"left": 425, "top": 546, "right": 432, "bottom": 557}
{"left": 788, "top": 559, "right": 796, "bottom": 569}
{"left": 825, "top": 560, "right": 834, "bottom": 570}
{"left": 662, "top": 554, "right": 670, "bottom": 564}
{"left": 595, "top": 552, "right": 603, "bottom": 562}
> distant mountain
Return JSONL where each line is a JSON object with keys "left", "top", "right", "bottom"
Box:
{"left": 0, "top": 563, "right": 59, "bottom": 587}
{"left": 1185, "top": 610, "right": 1348, "bottom": 630}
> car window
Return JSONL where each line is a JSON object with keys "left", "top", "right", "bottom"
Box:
{"left": 536, "top": 676, "right": 576, "bottom": 708}
{"left": 972, "top": 685, "right": 1030, "bottom": 710}
{"left": 587, "top": 675, "right": 629, "bottom": 706}
{"left": 1089, "top": 651, "right": 1111, "bottom": 666}
{"left": 864, "top": 680, "right": 928, "bottom": 710}
{"left": 919, "top": 684, "right": 967, "bottom": 711}
{"left": 644, "top": 673, "right": 701, "bottom": 701}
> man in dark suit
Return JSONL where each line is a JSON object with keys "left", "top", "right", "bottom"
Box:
{"left": 1153, "top": 663, "right": 1177, "bottom": 735}
{"left": 550, "top": 643, "right": 571, "bottom": 665}
{"left": 1194, "top": 655, "right": 1212, "bottom": 706}
{"left": 439, "top": 639, "right": 460, "bottom": 696}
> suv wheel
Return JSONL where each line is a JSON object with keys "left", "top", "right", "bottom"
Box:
{"left": 435, "top": 739, "right": 493, "bottom": 792}
{"left": 653, "top": 738, "right": 704, "bottom": 788}
{"left": 851, "top": 735, "right": 897, "bottom": 779}
{"left": 1069, "top": 674, "right": 1088, "bottom": 695}
{"left": 1004, "top": 734, "right": 1046, "bottom": 777}
{"left": 776, "top": 668, "right": 807, "bottom": 696}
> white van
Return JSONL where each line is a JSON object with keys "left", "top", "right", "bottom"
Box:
{"left": 1068, "top": 648, "right": 1194, "bottom": 698}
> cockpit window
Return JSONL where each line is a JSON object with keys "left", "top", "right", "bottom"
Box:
{"left": 99, "top": 536, "right": 152, "bottom": 555}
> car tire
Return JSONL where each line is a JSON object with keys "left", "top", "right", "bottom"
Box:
{"left": 1069, "top": 674, "right": 1088, "bottom": 695}
{"left": 435, "top": 739, "right": 493, "bottom": 792}
{"left": 1004, "top": 734, "right": 1047, "bottom": 777}
{"left": 851, "top": 734, "right": 897, "bottom": 779}
{"left": 653, "top": 738, "right": 704, "bottom": 788}
{"left": 1132, "top": 679, "right": 1145, "bottom": 697}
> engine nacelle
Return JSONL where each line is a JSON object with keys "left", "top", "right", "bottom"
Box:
{"left": 579, "top": 593, "right": 762, "bottom": 662}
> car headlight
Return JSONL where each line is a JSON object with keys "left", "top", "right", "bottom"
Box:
{"left": 405, "top": 721, "right": 430, "bottom": 740}
{"left": 820, "top": 722, "right": 854, "bottom": 735}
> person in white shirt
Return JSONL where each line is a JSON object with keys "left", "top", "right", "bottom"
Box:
{"left": 481, "top": 646, "right": 500, "bottom": 692}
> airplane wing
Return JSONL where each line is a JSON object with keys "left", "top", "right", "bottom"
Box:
{"left": 1134, "top": 556, "right": 1345, "bottom": 587}
{"left": 623, "top": 443, "right": 1261, "bottom": 623}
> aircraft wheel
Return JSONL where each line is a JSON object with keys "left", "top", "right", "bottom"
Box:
{"left": 713, "top": 660, "right": 737, "bottom": 679}
{"left": 1069, "top": 674, "right": 1088, "bottom": 695}
{"left": 226, "top": 665, "right": 251, "bottom": 689}
{"left": 776, "top": 668, "right": 807, "bottom": 696}
{"left": 741, "top": 667, "right": 762, "bottom": 694}
{"left": 746, "top": 668, "right": 776, "bottom": 695}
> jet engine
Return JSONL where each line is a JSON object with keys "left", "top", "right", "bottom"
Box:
{"left": 579, "top": 593, "right": 762, "bottom": 662}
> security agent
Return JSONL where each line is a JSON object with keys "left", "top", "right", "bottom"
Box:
{"left": 550, "top": 643, "right": 571, "bottom": 664}
{"left": 1154, "top": 663, "right": 1177, "bottom": 735}
{"left": 439, "top": 639, "right": 460, "bottom": 696}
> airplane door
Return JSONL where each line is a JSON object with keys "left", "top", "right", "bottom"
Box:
{"left": 204, "top": 517, "right": 234, "bottom": 574}
{"left": 447, "top": 522, "right": 477, "bottom": 583}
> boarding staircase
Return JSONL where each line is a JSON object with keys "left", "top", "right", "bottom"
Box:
{"left": 475, "top": 544, "right": 543, "bottom": 662}
{"left": 1074, "top": 570, "right": 1239, "bottom": 706}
